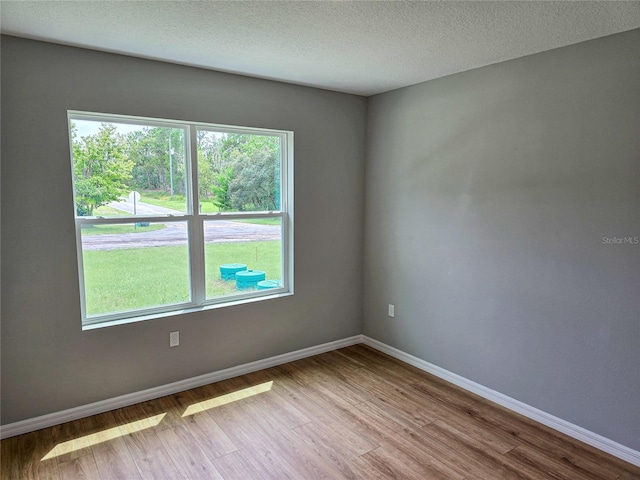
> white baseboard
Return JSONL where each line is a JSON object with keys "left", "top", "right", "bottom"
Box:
{"left": 0, "top": 335, "right": 363, "bottom": 440}
{"left": 361, "top": 335, "right": 640, "bottom": 468}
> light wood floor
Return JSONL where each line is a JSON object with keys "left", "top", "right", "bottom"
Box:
{"left": 2, "top": 344, "right": 639, "bottom": 479}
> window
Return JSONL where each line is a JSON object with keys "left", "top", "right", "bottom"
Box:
{"left": 69, "top": 111, "right": 293, "bottom": 327}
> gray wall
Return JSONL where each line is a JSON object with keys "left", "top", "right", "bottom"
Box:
{"left": 1, "top": 36, "right": 366, "bottom": 424}
{"left": 364, "top": 29, "right": 640, "bottom": 450}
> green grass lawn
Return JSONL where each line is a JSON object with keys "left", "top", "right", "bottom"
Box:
{"left": 93, "top": 205, "right": 129, "bottom": 217}
{"left": 82, "top": 223, "right": 166, "bottom": 236}
{"left": 232, "top": 218, "right": 281, "bottom": 226}
{"left": 83, "top": 240, "right": 281, "bottom": 316}
{"left": 139, "top": 190, "right": 218, "bottom": 213}
{"left": 138, "top": 190, "right": 279, "bottom": 220}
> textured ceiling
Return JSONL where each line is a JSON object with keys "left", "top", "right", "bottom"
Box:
{"left": 2, "top": 1, "right": 640, "bottom": 96}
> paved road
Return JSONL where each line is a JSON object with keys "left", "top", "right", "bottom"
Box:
{"left": 108, "top": 199, "right": 183, "bottom": 216}
{"left": 82, "top": 201, "right": 281, "bottom": 251}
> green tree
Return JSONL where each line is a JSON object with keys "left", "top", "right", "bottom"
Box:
{"left": 228, "top": 147, "right": 278, "bottom": 211}
{"left": 197, "top": 130, "right": 219, "bottom": 207}
{"left": 73, "top": 124, "right": 134, "bottom": 216}
{"left": 214, "top": 133, "right": 279, "bottom": 211}
{"left": 126, "top": 127, "right": 186, "bottom": 195}
{"left": 196, "top": 131, "right": 280, "bottom": 211}
{"left": 211, "top": 166, "right": 235, "bottom": 211}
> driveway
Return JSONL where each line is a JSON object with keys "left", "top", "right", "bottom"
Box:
{"left": 82, "top": 200, "right": 281, "bottom": 251}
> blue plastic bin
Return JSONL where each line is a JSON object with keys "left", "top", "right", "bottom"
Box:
{"left": 257, "top": 280, "right": 282, "bottom": 290}
{"left": 235, "top": 270, "right": 266, "bottom": 290}
{"left": 220, "top": 263, "right": 247, "bottom": 281}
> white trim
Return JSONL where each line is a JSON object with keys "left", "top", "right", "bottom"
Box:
{"left": 361, "top": 336, "right": 640, "bottom": 468}
{"left": 0, "top": 335, "right": 363, "bottom": 440}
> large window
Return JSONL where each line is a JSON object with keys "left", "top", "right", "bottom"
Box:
{"left": 69, "top": 111, "right": 293, "bottom": 327}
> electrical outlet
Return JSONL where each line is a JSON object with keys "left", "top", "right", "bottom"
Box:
{"left": 388, "top": 304, "right": 395, "bottom": 317}
{"left": 170, "top": 331, "right": 179, "bottom": 347}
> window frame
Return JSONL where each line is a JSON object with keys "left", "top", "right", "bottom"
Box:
{"left": 69, "top": 111, "right": 294, "bottom": 328}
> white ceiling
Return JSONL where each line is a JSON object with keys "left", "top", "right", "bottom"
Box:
{"left": 2, "top": 1, "right": 639, "bottom": 96}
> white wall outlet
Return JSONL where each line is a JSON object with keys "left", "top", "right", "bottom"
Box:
{"left": 170, "top": 331, "right": 179, "bottom": 347}
{"left": 388, "top": 304, "right": 395, "bottom": 317}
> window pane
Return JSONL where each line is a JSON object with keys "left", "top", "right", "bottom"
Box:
{"left": 70, "top": 118, "right": 188, "bottom": 217}
{"left": 80, "top": 221, "right": 190, "bottom": 316}
{"left": 197, "top": 131, "right": 281, "bottom": 213}
{"left": 204, "top": 218, "right": 282, "bottom": 299}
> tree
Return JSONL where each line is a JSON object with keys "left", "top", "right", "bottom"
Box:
{"left": 126, "top": 127, "right": 186, "bottom": 195}
{"left": 211, "top": 166, "right": 234, "bottom": 211}
{"left": 210, "top": 133, "right": 280, "bottom": 211}
{"left": 73, "top": 123, "right": 134, "bottom": 216}
{"left": 228, "top": 147, "right": 278, "bottom": 211}
{"left": 197, "top": 130, "right": 219, "bottom": 207}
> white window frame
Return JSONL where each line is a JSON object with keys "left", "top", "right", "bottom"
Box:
{"left": 69, "top": 111, "right": 294, "bottom": 329}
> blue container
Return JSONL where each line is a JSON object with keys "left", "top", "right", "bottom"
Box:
{"left": 220, "top": 263, "right": 247, "bottom": 281}
{"left": 257, "top": 280, "right": 281, "bottom": 290}
{"left": 236, "top": 270, "right": 266, "bottom": 290}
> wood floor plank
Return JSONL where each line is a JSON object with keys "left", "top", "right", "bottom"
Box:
{"left": 617, "top": 472, "right": 640, "bottom": 480}
{"left": 57, "top": 454, "right": 99, "bottom": 480}
{"left": 155, "top": 425, "right": 224, "bottom": 479}
{"left": 290, "top": 422, "right": 369, "bottom": 480}
{"left": 91, "top": 436, "right": 142, "bottom": 480}
{"left": 422, "top": 421, "right": 556, "bottom": 480}
{"left": 15, "top": 429, "right": 60, "bottom": 480}
{"left": 138, "top": 392, "right": 190, "bottom": 432}
{"left": 409, "top": 376, "right": 482, "bottom": 414}
{"left": 177, "top": 390, "right": 238, "bottom": 460}
{"left": 240, "top": 381, "right": 311, "bottom": 431}
{"left": 205, "top": 401, "right": 302, "bottom": 480}
{"left": 236, "top": 399, "right": 348, "bottom": 479}
{"left": 111, "top": 402, "right": 159, "bottom": 431}
{"left": 274, "top": 383, "right": 378, "bottom": 457}
{"left": 121, "top": 426, "right": 185, "bottom": 479}
{"left": 331, "top": 347, "right": 370, "bottom": 368}
{"left": 350, "top": 344, "right": 437, "bottom": 383}
{"left": 112, "top": 400, "right": 173, "bottom": 480}
{"left": 272, "top": 356, "right": 336, "bottom": 385}
{"left": 469, "top": 398, "right": 638, "bottom": 478}
{"left": 316, "top": 374, "right": 374, "bottom": 406}
{"left": 212, "top": 451, "right": 269, "bottom": 480}
{"left": 347, "top": 452, "right": 401, "bottom": 480}
{"left": 0, "top": 435, "right": 19, "bottom": 480}
{"left": 309, "top": 350, "right": 370, "bottom": 382}
{"left": 352, "top": 400, "right": 467, "bottom": 479}
{"left": 507, "top": 443, "right": 619, "bottom": 480}
{"left": 51, "top": 417, "right": 96, "bottom": 461}
{"left": 297, "top": 379, "right": 465, "bottom": 480}
{"left": 75, "top": 409, "right": 141, "bottom": 480}
{"left": 432, "top": 416, "right": 521, "bottom": 455}
{"left": 361, "top": 445, "right": 454, "bottom": 480}
{"left": 342, "top": 366, "right": 439, "bottom": 426}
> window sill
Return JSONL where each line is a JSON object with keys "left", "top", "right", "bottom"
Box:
{"left": 82, "top": 290, "right": 293, "bottom": 331}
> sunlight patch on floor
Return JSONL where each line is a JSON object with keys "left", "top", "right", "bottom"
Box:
{"left": 41, "top": 413, "right": 166, "bottom": 460}
{"left": 182, "top": 381, "right": 273, "bottom": 417}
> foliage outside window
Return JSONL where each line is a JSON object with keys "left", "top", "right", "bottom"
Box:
{"left": 69, "top": 111, "right": 293, "bottom": 327}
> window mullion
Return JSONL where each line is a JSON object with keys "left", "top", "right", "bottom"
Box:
{"left": 188, "top": 125, "right": 206, "bottom": 306}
